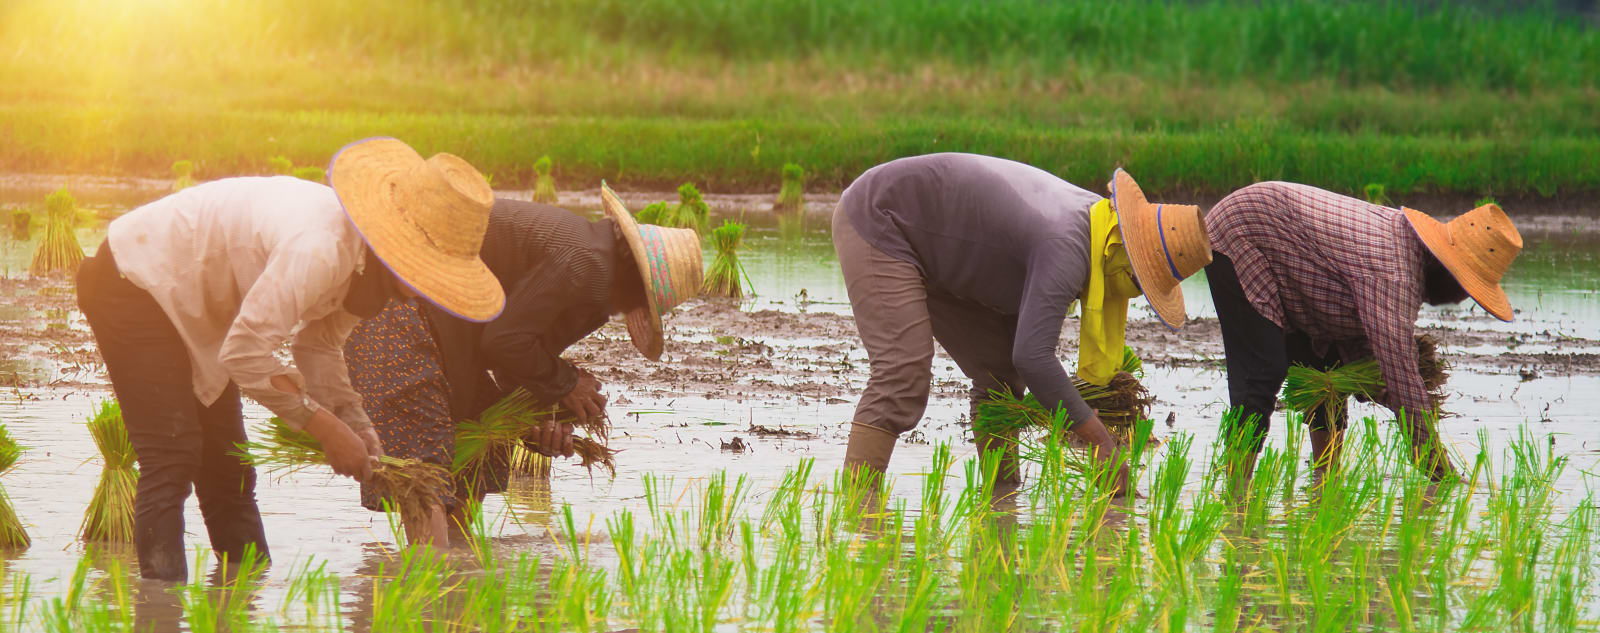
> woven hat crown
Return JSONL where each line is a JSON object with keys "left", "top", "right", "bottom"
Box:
{"left": 395, "top": 154, "right": 494, "bottom": 258}
{"left": 1445, "top": 203, "right": 1521, "bottom": 284}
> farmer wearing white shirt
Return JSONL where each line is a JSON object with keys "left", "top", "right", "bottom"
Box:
{"left": 75, "top": 138, "right": 505, "bottom": 580}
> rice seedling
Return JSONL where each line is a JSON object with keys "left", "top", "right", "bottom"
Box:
{"left": 642, "top": 182, "right": 711, "bottom": 231}
{"left": 239, "top": 418, "right": 451, "bottom": 526}
{"left": 1283, "top": 334, "right": 1450, "bottom": 422}
{"left": 453, "top": 389, "right": 615, "bottom": 483}
{"left": 975, "top": 356, "right": 1151, "bottom": 444}
{"left": 79, "top": 399, "right": 138, "bottom": 543}
{"left": 532, "top": 155, "right": 557, "bottom": 203}
{"left": 28, "top": 187, "right": 84, "bottom": 277}
{"left": 1363, "top": 182, "right": 1387, "bottom": 205}
{"left": 267, "top": 154, "right": 293, "bottom": 175}
{"left": 171, "top": 159, "right": 196, "bottom": 191}
{"left": 635, "top": 201, "right": 668, "bottom": 225}
{"left": 773, "top": 162, "right": 804, "bottom": 215}
{"left": 702, "top": 220, "right": 752, "bottom": 299}
{"left": 292, "top": 166, "right": 326, "bottom": 183}
{"left": 0, "top": 424, "right": 27, "bottom": 549}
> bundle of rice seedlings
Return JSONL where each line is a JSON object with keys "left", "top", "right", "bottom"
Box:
{"left": 80, "top": 400, "right": 138, "bottom": 543}
{"left": 1071, "top": 346, "right": 1152, "bottom": 430}
{"left": 291, "top": 166, "right": 326, "bottom": 183}
{"left": 10, "top": 210, "right": 30, "bottom": 240}
{"left": 635, "top": 201, "right": 668, "bottom": 225}
{"left": 702, "top": 220, "right": 752, "bottom": 298}
{"left": 0, "top": 424, "right": 27, "bottom": 548}
{"left": 171, "top": 160, "right": 196, "bottom": 191}
{"left": 239, "top": 419, "right": 450, "bottom": 521}
{"left": 532, "top": 155, "right": 557, "bottom": 203}
{"left": 29, "top": 188, "right": 84, "bottom": 276}
{"left": 1282, "top": 334, "right": 1450, "bottom": 423}
{"left": 454, "top": 390, "right": 614, "bottom": 481}
{"left": 774, "top": 163, "right": 805, "bottom": 215}
{"left": 647, "top": 182, "right": 708, "bottom": 230}
{"left": 267, "top": 155, "right": 294, "bottom": 176}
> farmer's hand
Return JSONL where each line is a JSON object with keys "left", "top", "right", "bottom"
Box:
{"left": 526, "top": 421, "right": 577, "bottom": 458}
{"left": 357, "top": 428, "right": 385, "bottom": 459}
{"left": 305, "top": 411, "right": 374, "bottom": 481}
{"left": 561, "top": 371, "right": 608, "bottom": 425}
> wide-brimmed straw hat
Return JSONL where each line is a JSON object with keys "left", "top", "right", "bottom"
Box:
{"left": 1109, "top": 168, "right": 1212, "bottom": 330}
{"left": 600, "top": 182, "right": 704, "bottom": 361}
{"left": 1403, "top": 204, "right": 1522, "bottom": 321}
{"left": 328, "top": 137, "right": 505, "bottom": 322}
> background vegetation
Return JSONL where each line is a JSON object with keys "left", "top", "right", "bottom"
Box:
{"left": 0, "top": 0, "right": 1596, "bottom": 199}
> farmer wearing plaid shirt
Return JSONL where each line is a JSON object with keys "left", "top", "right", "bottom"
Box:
{"left": 1205, "top": 182, "right": 1523, "bottom": 481}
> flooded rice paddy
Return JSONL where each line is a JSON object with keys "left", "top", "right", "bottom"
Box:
{"left": 0, "top": 178, "right": 1594, "bottom": 631}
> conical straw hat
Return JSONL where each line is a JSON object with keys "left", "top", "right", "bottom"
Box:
{"left": 1109, "top": 168, "right": 1212, "bottom": 330}
{"left": 329, "top": 137, "right": 505, "bottom": 322}
{"left": 600, "top": 182, "right": 704, "bottom": 361}
{"left": 1403, "top": 203, "right": 1522, "bottom": 321}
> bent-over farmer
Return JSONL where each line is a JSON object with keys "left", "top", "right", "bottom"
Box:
{"left": 1205, "top": 182, "right": 1522, "bottom": 481}
{"left": 833, "top": 153, "right": 1212, "bottom": 491}
{"left": 344, "top": 184, "right": 702, "bottom": 547}
{"left": 75, "top": 138, "right": 505, "bottom": 580}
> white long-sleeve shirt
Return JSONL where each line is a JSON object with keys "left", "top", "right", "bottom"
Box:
{"left": 107, "top": 176, "right": 372, "bottom": 431}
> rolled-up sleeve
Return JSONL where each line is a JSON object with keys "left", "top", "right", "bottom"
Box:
{"left": 1012, "top": 242, "right": 1096, "bottom": 427}
{"left": 1353, "top": 278, "right": 1431, "bottom": 420}
{"left": 481, "top": 254, "right": 594, "bottom": 406}
{"left": 293, "top": 310, "right": 371, "bottom": 432}
{"left": 219, "top": 243, "right": 355, "bottom": 429}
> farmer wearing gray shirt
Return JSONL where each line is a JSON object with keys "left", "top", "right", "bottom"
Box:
{"left": 834, "top": 153, "right": 1212, "bottom": 491}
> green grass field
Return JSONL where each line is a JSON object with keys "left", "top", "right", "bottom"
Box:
{"left": 1, "top": 0, "right": 1597, "bottom": 199}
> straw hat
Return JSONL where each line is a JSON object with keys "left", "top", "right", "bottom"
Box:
{"left": 1108, "top": 168, "right": 1212, "bottom": 330}
{"left": 599, "top": 182, "right": 705, "bottom": 361}
{"left": 1403, "top": 203, "right": 1522, "bottom": 321}
{"left": 328, "top": 137, "right": 505, "bottom": 322}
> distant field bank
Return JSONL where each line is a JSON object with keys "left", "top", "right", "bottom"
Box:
{"left": 1, "top": 0, "right": 1596, "bottom": 198}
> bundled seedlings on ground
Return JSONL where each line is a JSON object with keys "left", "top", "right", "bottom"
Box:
{"left": 454, "top": 390, "right": 615, "bottom": 481}
{"left": 292, "top": 166, "right": 326, "bottom": 183}
{"left": 1363, "top": 182, "right": 1387, "bottom": 205}
{"left": 0, "top": 424, "right": 25, "bottom": 548}
{"left": 268, "top": 155, "right": 294, "bottom": 176}
{"left": 29, "top": 187, "right": 84, "bottom": 276}
{"left": 635, "top": 202, "right": 668, "bottom": 225}
{"left": 1283, "top": 334, "right": 1450, "bottom": 422}
{"left": 80, "top": 400, "right": 138, "bottom": 543}
{"left": 774, "top": 163, "right": 804, "bottom": 215}
{"left": 240, "top": 419, "right": 450, "bottom": 521}
{"left": 702, "top": 220, "right": 751, "bottom": 299}
{"left": 641, "top": 182, "right": 710, "bottom": 230}
{"left": 10, "top": 211, "right": 29, "bottom": 240}
{"left": 532, "top": 155, "right": 557, "bottom": 203}
{"left": 171, "top": 159, "right": 196, "bottom": 191}
{"left": 1071, "top": 346, "right": 1152, "bottom": 430}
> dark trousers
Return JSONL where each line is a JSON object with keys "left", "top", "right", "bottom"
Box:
{"left": 76, "top": 243, "right": 268, "bottom": 581}
{"left": 1207, "top": 252, "right": 1346, "bottom": 453}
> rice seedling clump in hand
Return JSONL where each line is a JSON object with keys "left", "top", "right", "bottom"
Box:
{"left": 454, "top": 390, "right": 616, "bottom": 483}
{"left": 80, "top": 400, "right": 138, "bottom": 543}
{"left": 0, "top": 424, "right": 27, "bottom": 548}
{"left": 1071, "top": 346, "right": 1153, "bottom": 430}
{"left": 29, "top": 187, "right": 84, "bottom": 276}
{"left": 239, "top": 419, "right": 451, "bottom": 523}
{"left": 1282, "top": 334, "right": 1450, "bottom": 423}
{"left": 532, "top": 155, "right": 557, "bottom": 203}
{"left": 703, "top": 220, "right": 752, "bottom": 299}
{"left": 774, "top": 162, "right": 805, "bottom": 215}
{"left": 171, "top": 159, "right": 196, "bottom": 191}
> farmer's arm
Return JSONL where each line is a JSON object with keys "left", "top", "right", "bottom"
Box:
{"left": 292, "top": 310, "right": 372, "bottom": 433}
{"left": 1011, "top": 243, "right": 1096, "bottom": 426}
{"left": 1354, "top": 279, "right": 1454, "bottom": 478}
{"left": 480, "top": 251, "right": 601, "bottom": 406}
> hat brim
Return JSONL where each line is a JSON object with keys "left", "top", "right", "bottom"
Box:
{"left": 1403, "top": 208, "right": 1514, "bottom": 321}
{"left": 329, "top": 137, "right": 505, "bottom": 322}
{"left": 1111, "top": 169, "right": 1187, "bottom": 330}
{"left": 600, "top": 183, "right": 666, "bottom": 360}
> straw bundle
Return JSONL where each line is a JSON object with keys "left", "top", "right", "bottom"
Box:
{"left": 453, "top": 390, "right": 615, "bottom": 481}
{"left": 29, "top": 188, "right": 84, "bottom": 276}
{"left": 79, "top": 400, "right": 138, "bottom": 543}
{"left": 774, "top": 163, "right": 805, "bottom": 215}
{"left": 0, "top": 424, "right": 27, "bottom": 548}
{"left": 171, "top": 160, "right": 196, "bottom": 191}
{"left": 1282, "top": 334, "right": 1450, "bottom": 422}
{"left": 240, "top": 418, "right": 451, "bottom": 520}
{"left": 702, "top": 220, "right": 752, "bottom": 299}
{"left": 532, "top": 155, "right": 558, "bottom": 203}
{"left": 1071, "top": 347, "right": 1152, "bottom": 430}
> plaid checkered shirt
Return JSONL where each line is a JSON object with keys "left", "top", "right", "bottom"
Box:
{"left": 1205, "top": 181, "right": 1432, "bottom": 418}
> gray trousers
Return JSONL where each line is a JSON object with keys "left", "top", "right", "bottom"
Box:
{"left": 834, "top": 206, "right": 1024, "bottom": 435}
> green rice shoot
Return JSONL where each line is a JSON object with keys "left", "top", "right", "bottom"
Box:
{"left": 171, "top": 159, "right": 196, "bottom": 191}
{"left": 79, "top": 400, "right": 138, "bottom": 543}
{"left": 641, "top": 182, "right": 708, "bottom": 230}
{"left": 975, "top": 346, "right": 1151, "bottom": 443}
{"left": 774, "top": 162, "right": 804, "bottom": 215}
{"left": 532, "top": 155, "right": 557, "bottom": 203}
{"left": 29, "top": 187, "right": 84, "bottom": 277}
{"left": 454, "top": 390, "right": 614, "bottom": 483}
{"left": 0, "top": 423, "right": 27, "bottom": 549}
{"left": 1283, "top": 334, "right": 1450, "bottom": 423}
{"left": 702, "top": 220, "right": 752, "bottom": 299}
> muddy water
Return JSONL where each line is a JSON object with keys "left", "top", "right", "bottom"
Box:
{"left": 0, "top": 182, "right": 1594, "bottom": 629}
